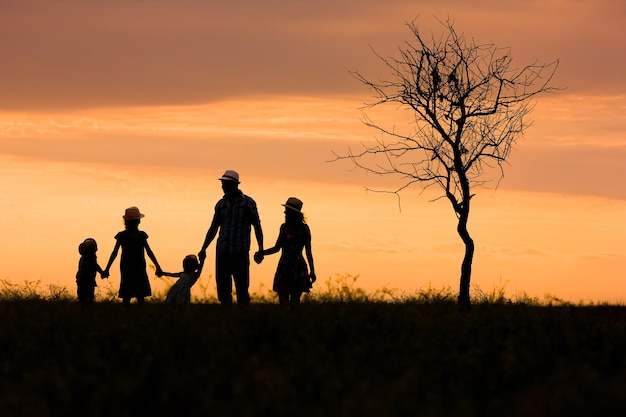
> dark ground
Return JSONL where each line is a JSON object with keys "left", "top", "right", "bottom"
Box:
{"left": 0, "top": 300, "right": 624, "bottom": 417}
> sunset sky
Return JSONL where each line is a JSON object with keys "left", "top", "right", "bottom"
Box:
{"left": 0, "top": 0, "right": 624, "bottom": 303}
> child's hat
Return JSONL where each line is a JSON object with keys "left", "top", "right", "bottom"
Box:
{"left": 282, "top": 197, "right": 303, "bottom": 213}
{"left": 218, "top": 170, "right": 240, "bottom": 183}
{"left": 123, "top": 206, "right": 145, "bottom": 220}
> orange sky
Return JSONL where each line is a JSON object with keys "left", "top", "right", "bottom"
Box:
{"left": 0, "top": 1, "right": 624, "bottom": 303}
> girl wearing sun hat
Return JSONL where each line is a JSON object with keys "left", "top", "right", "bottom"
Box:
{"left": 255, "top": 197, "right": 316, "bottom": 310}
{"left": 103, "top": 206, "right": 163, "bottom": 307}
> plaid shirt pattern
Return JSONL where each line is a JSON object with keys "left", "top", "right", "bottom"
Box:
{"left": 214, "top": 191, "right": 261, "bottom": 255}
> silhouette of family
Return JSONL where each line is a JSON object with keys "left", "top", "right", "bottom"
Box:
{"left": 76, "top": 170, "right": 316, "bottom": 309}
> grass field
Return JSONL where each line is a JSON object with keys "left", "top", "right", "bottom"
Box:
{"left": 0, "top": 279, "right": 624, "bottom": 417}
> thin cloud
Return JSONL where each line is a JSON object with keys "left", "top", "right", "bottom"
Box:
{"left": 319, "top": 238, "right": 415, "bottom": 254}
{"left": 1, "top": 130, "right": 624, "bottom": 201}
{"left": 477, "top": 244, "right": 553, "bottom": 258}
{"left": 579, "top": 252, "right": 625, "bottom": 261}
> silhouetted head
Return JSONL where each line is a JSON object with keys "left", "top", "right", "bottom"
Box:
{"left": 183, "top": 254, "right": 200, "bottom": 272}
{"left": 219, "top": 170, "right": 240, "bottom": 195}
{"left": 282, "top": 197, "right": 305, "bottom": 224}
{"left": 124, "top": 218, "right": 141, "bottom": 230}
{"left": 122, "top": 206, "right": 144, "bottom": 230}
{"left": 282, "top": 197, "right": 303, "bottom": 212}
{"left": 79, "top": 238, "right": 98, "bottom": 256}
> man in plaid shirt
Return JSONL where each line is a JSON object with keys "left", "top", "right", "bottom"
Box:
{"left": 199, "top": 170, "right": 264, "bottom": 306}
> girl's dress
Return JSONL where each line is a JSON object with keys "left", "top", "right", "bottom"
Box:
{"left": 114, "top": 230, "right": 152, "bottom": 298}
{"left": 272, "top": 223, "right": 312, "bottom": 295}
{"left": 165, "top": 271, "right": 199, "bottom": 306}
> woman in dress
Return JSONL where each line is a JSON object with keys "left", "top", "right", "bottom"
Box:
{"left": 255, "top": 197, "right": 316, "bottom": 310}
{"left": 103, "top": 206, "right": 163, "bottom": 307}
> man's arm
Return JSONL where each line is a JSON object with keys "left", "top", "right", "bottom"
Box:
{"left": 199, "top": 216, "right": 219, "bottom": 261}
{"left": 253, "top": 221, "right": 263, "bottom": 252}
{"left": 250, "top": 198, "right": 264, "bottom": 263}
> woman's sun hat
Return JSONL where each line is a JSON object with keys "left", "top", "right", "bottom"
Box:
{"left": 218, "top": 170, "right": 240, "bottom": 183}
{"left": 282, "top": 197, "right": 303, "bottom": 213}
{"left": 123, "top": 206, "right": 145, "bottom": 220}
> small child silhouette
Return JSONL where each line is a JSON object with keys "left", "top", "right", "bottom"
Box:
{"left": 76, "top": 238, "right": 106, "bottom": 308}
{"left": 158, "top": 254, "right": 205, "bottom": 309}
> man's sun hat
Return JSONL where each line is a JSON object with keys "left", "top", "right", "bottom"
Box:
{"left": 123, "top": 206, "right": 145, "bottom": 220}
{"left": 282, "top": 197, "right": 303, "bottom": 213}
{"left": 219, "top": 170, "right": 240, "bottom": 183}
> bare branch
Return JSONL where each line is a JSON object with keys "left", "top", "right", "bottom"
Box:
{"left": 332, "top": 17, "right": 559, "bottom": 307}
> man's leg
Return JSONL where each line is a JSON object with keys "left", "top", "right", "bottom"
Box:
{"left": 215, "top": 254, "right": 233, "bottom": 305}
{"left": 232, "top": 253, "right": 250, "bottom": 306}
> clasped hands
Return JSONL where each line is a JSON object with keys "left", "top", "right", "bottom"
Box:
{"left": 253, "top": 251, "right": 264, "bottom": 264}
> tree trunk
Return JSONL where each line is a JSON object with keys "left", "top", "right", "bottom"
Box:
{"left": 457, "top": 207, "right": 474, "bottom": 310}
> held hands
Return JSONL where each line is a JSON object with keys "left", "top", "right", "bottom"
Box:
{"left": 100, "top": 269, "right": 109, "bottom": 279}
{"left": 253, "top": 251, "right": 264, "bottom": 264}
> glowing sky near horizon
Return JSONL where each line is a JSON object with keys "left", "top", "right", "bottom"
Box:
{"left": 0, "top": 0, "right": 624, "bottom": 303}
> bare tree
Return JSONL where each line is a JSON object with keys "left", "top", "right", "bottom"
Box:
{"left": 333, "top": 18, "right": 559, "bottom": 309}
